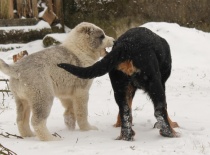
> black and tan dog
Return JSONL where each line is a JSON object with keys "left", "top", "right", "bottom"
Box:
{"left": 58, "top": 27, "right": 179, "bottom": 141}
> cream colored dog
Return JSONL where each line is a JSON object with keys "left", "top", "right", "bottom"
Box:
{"left": 0, "top": 22, "right": 114, "bottom": 141}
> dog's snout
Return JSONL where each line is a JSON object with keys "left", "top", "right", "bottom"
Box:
{"left": 111, "top": 38, "right": 115, "bottom": 45}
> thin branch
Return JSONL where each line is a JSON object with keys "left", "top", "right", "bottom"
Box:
{"left": 0, "top": 90, "right": 10, "bottom": 93}
{"left": 0, "top": 143, "right": 17, "bottom": 155}
{"left": 0, "top": 79, "right": 9, "bottom": 82}
{"left": 52, "top": 132, "right": 61, "bottom": 138}
{"left": 0, "top": 132, "right": 23, "bottom": 139}
{"left": 0, "top": 79, "right": 11, "bottom": 108}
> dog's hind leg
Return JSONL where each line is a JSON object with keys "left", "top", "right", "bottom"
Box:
{"left": 73, "top": 90, "right": 98, "bottom": 131}
{"left": 114, "top": 85, "right": 136, "bottom": 127}
{"left": 109, "top": 70, "right": 135, "bottom": 141}
{"left": 114, "top": 85, "right": 135, "bottom": 141}
{"left": 15, "top": 97, "right": 34, "bottom": 137}
{"left": 31, "top": 97, "right": 57, "bottom": 141}
{"left": 60, "top": 98, "right": 76, "bottom": 130}
{"left": 145, "top": 76, "right": 179, "bottom": 137}
{"left": 154, "top": 111, "right": 179, "bottom": 129}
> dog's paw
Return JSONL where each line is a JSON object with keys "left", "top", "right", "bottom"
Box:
{"left": 80, "top": 125, "right": 98, "bottom": 131}
{"left": 159, "top": 129, "right": 180, "bottom": 138}
{"left": 20, "top": 130, "right": 35, "bottom": 138}
{"left": 39, "top": 134, "right": 62, "bottom": 141}
{"left": 90, "top": 125, "right": 98, "bottom": 130}
{"left": 156, "top": 116, "right": 180, "bottom": 138}
{"left": 115, "top": 128, "right": 135, "bottom": 141}
{"left": 115, "top": 135, "right": 134, "bottom": 141}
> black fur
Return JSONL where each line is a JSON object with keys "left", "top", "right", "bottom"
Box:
{"left": 58, "top": 27, "right": 178, "bottom": 140}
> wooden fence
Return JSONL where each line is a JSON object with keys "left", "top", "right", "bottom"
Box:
{"left": 0, "top": 0, "right": 64, "bottom": 43}
{"left": 0, "top": 0, "right": 63, "bottom": 25}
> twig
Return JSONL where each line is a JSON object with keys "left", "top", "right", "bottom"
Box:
{"left": 0, "top": 90, "right": 10, "bottom": 93}
{"left": 0, "top": 79, "right": 11, "bottom": 108}
{"left": 0, "top": 143, "right": 17, "bottom": 155}
{"left": 0, "top": 132, "right": 23, "bottom": 139}
{"left": 130, "top": 146, "right": 135, "bottom": 150}
{"left": 52, "top": 132, "right": 61, "bottom": 138}
{"left": 0, "top": 79, "right": 9, "bottom": 82}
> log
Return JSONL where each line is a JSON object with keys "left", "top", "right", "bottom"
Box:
{"left": 0, "top": 28, "right": 52, "bottom": 44}
{"left": 0, "top": 20, "right": 63, "bottom": 44}
{"left": 0, "top": 19, "right": 38, "bottom": 27}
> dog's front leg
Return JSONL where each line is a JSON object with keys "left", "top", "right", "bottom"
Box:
{"left": 73, "top": 91, "right": 98, "bottom": 131}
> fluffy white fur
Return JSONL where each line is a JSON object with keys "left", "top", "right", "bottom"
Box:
{"left": 0, "top": 22, "right": 114, "bottom": 141}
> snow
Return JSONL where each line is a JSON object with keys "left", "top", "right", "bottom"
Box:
{"left": 0, "top": 22, "right": 210, "bottom": 155}
{"left": 0, "top": 20, "right": 51, "bottom": 33}
{"left": 38, "top": 2, "right": 48, "bottom": 18}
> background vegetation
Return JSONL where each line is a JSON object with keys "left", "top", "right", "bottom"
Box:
{"left": 63, "top": 0, "right": 210, "bottom": 37}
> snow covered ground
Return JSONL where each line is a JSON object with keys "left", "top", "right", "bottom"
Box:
{"left": 0, "top": 22, "right": 210, "bottom": 155}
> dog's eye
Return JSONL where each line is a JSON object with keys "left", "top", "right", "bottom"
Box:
{"left": 99, "top": 34, "right": 105, "bottom": 39}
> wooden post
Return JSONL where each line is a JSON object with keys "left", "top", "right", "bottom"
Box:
{"left": 16, "top": 0, "right": 34, "bottom": 18}
{"left": 32, "top": 0, "right": 38, "bottom": 18}
{"left": 53, "top": 0, "right": 64, "bottom": 26}
{"left": 8, "top": 0, "right": 14, "bottom": 19}
{"left": 16, "top": 0, "right": 23, "bottom": 18}
{"left": 0, "top": 0, "right": 14, "bottom": 19}
{"left": 46, "top": 0, "right": 53, "bottom": 12}
{"left": 53, "top": 0, "right": 63, "bottom": 20}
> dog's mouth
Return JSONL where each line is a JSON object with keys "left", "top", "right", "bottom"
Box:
{"left": 100, "top": 47, "right": 112, "bottom": 57}
{"left": 100, "top": 48, "right": 109, "bottom": 57}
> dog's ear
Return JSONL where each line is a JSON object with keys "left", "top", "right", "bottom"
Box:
{"left": 76, "top": 23, "right": 94, "bottom": 35}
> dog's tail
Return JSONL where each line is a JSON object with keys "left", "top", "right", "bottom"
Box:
{"left": 0, "top": 59, "right": 19, "bottom": 78}
{"left": 58, "top": 45, "right": 126, "bottom": 79}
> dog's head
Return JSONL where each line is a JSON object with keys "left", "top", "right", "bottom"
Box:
{"left": 69, "top": 22, "right": 115, "bottom": 58}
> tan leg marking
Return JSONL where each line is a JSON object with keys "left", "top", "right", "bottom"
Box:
{"left": 114, "top": 85, "right": 134, "bottom": 127}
